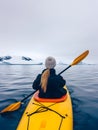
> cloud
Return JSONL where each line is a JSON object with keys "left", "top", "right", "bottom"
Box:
{"left": 0, "top": 0, "right": 98, "bottom": 63}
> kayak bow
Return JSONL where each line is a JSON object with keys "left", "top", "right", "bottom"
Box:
{"left": 17, "top": 85, "right": 73, "bottom": 130}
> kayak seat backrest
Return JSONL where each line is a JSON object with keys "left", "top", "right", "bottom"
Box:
{"left": 33, "top": 91, "right": 67, "bottom": 103}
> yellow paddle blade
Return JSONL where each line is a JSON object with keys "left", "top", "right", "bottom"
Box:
{"left": 0, "top": 102, "right": 21, "bottom": 114}
{"left": 71, "top": 50, "right": 89, "bottom": 66}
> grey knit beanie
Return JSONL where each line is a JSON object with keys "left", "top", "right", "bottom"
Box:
{"left": 45, "top": 56, "right": 56, "bottom": 69}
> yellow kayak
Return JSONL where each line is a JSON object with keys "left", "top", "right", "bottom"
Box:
{"left": 17, "top": 85, "right": 73, "bottom": 130}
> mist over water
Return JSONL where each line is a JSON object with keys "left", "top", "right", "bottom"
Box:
{"left": 0, "top": 65, "right": 98, "bottom": 130}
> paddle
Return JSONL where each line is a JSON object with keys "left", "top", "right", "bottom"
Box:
{"left": 0, "top": 50, "right": 89, "bottom": 114}
{"left": 58, "top": 50, "right": 89, "bottom": 75}
{"left": 0, "top": 91, "right": 36, "bottom": 114}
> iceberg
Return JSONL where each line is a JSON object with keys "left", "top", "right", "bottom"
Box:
{"left": 0, "top": 56, "right": 43, "bottom": 65}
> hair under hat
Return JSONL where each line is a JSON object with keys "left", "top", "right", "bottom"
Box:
{"left": 45, "top": 56, "right": 56, "bottom": 69}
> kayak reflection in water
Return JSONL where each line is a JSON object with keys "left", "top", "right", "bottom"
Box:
{"left": 32, "top": 56, "right": 67, "bottom": 98}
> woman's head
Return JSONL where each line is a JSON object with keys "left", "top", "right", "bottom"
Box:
{"left": 40, "top": 56, "right": 56, "bottom": 93}
{"left": 45, "top": 56, "right": 56, "bottom": 69}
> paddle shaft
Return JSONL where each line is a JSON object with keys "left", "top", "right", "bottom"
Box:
{"left": 58, "top": 65, "right": 71, "bottom": 75}
{"left": 21, "top": 91, "right": 36, "bottom": 102}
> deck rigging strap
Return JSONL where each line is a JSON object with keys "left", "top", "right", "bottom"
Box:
{"left": 26, "top": 101, "right": 68, "bottom": 130}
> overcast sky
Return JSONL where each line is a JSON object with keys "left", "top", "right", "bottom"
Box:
{"left": 0, "top": 0, "right": 98, "bottom": 63}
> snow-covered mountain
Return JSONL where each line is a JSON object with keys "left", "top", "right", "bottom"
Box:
{"left": 58, "top": 61, "right": 92, "bottom": 65}
{"left": 0, "top": 56, "right": 43, "bottom": 65}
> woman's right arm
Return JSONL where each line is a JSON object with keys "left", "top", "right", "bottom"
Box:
{"left": 57, "top": 75, "right": 66, "bottom": 87}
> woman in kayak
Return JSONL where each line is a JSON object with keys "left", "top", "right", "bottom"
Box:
{"left": 32, "top": 56, "right": 67, "bottom": 98}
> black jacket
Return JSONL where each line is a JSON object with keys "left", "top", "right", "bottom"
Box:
{"left": 32, "top": 69, "right": 67, "bottom": 98}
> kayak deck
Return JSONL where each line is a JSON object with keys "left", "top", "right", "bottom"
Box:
{"left": 17, "top": 86, "right": 73, "bottom": 130}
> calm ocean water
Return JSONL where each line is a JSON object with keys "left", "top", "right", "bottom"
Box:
{"left": 0, "top": 65, "right": 98, "bottom": 130}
